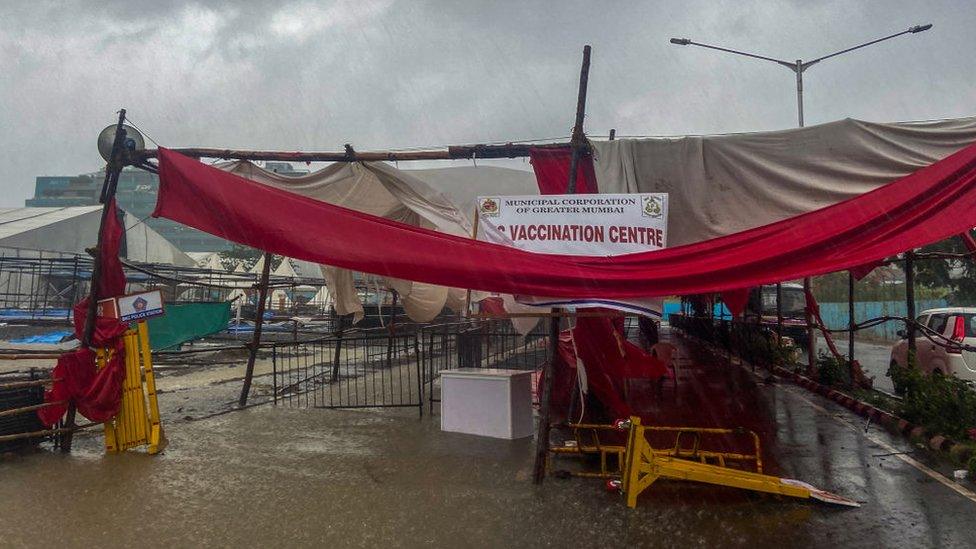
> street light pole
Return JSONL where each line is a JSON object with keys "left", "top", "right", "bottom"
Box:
{"left": 795, "top": 60, "right": 804, "bottom": 127}
{"left": 670, "top": 24, "right": 932, "bottom": 371}
{"left": 671, "top": 24, "right": 932, "bottom": 128}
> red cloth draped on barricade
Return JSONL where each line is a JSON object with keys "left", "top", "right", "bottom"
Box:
{"left": 153, "top": 143, "right": 976, "bottom": 298}
{"left": 38, "top": 199, "right": 128, "bottom": 427}
{"left": 547, "top": 314, "right": 668, "bottom": 421}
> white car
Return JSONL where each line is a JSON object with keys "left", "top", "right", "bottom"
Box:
{"left": 890, "top": 307, "right": 976, "bottom": 386}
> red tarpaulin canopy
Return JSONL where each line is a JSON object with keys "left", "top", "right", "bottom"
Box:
{"left": 153, "top": 144, "right": 976, "bottom": 298}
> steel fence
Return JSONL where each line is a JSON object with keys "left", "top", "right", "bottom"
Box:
{"left": 271, "top": 327, "right": 423, "bottom": 414}
{"left": 420, "top": 319, "right": 550, "bottom": 414}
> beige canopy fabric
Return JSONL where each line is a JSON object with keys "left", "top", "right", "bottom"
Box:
{"left": 591, "top": 116, "right": 976, "bottom": 246}
{"left": 220, "top": 160, "right": 538, "bottom": 323}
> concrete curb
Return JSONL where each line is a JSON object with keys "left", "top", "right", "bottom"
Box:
{"left": 770, "top": 366, "right": 974, "bottom": 463}
{"left": 672, "top": 328, "right": 973, "bottom": 467}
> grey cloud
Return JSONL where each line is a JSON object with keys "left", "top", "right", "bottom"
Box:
{"left": 1, "top": 0, "right": 974, "bottom": 205}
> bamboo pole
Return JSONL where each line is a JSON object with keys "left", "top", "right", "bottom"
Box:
{"left": 0, "top": 421, "right": 99, "bottom": 444}
{"left": 848, "top": 271, "right": 855, "bottom": 365}
{"left": 0, "top": 378, "right": 57, "bottom": 390}
{"left": 463, "top": 207, "right": 481, "bottom": 318}
{"left": 533, "top": 44, "right": 591, "bottom": 485}
{"left": 238, "top": 252, "right": 273, "bottom": 407}
{"left": 0, "top": 354, "right": 62, "bottom": 360}
{"left": 134, "top": 142, "right": 572, "bottom": 164}
{"left": 905, "top": 251, "right": 917, "bottom": 355}
{"left": 0, "top": 400, "right": 65, "bottom": 419}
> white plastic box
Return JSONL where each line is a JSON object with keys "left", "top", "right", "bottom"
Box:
{"left": 440, "top": 368, "right": 534, "bottom": 439}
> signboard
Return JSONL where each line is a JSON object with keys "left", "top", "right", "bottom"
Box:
{"left": 475, "top": 193, "right": 669, "bottom": 316}
{"left": 476, "top": 193, "right": 668, "bottom": 256}
{"left": 117, "top": 290, "right": 165, "bottom": 322}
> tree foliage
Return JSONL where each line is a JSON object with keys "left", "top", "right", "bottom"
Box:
{"left": 217, "top": 245, "right": 284, "bottom": 272}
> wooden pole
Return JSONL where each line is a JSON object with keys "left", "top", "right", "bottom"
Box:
{"left": 63, "top": 109, "right": 127, "bottom": 453}
{"left": 804, "top": 277, "right": 815, "bottom": 375}
{"left": 134, "top": 142, "right": 570, "bottom": 164}
{"left": 565, "top": 45, "right": 591, "bottom": 194}
{"left": 848, "top": 271, "right": 855, "bottom": 364}
{"left": 905, "top": 251, "right": 916, "bottom": 355}
{"left": 463, "top": 207, "right": 480, "bottom": 318}
{"left": 776, "top": 283, "right": 783, "bottom": 337}
{"left": 533, "top": 44, "right": 591, "bottom": 485}
{"left": 238, "top": 252, "right": 273, "bottom": 407}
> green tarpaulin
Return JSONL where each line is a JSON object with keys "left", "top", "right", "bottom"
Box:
{"left": 147, "top": 302, "right": 231, "bottom": 350}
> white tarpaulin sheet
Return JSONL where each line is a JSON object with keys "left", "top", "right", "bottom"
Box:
{"left": 591, "top": 116, "right": 976, "bottom": 246}
{"left": 219, "top": 160, "right": 538, "bottom": 322}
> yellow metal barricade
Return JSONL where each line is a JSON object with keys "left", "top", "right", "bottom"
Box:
{"left": 551, "top": 417, "right": 859, "bottom": 508}
{"left": 549, "top": 422, "right": 627, "bottom": 479}
{"left": 97, "top": 321, "right": 163, "bottom": 454}
{"left": 619, "top": 417, "right": 858, "bottom": 508}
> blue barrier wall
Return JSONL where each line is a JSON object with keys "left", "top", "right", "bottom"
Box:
{"left": 817, "top": 299, "right": 947, "bottom": 341}
{"left": 664, "top": 299, "right": 947, "bottom": 341}
{"left": 662, "top": 300, "right": 731, "bottom": 322}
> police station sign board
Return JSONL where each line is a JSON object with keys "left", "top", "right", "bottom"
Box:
{"left": 117, "top": 290, "right": 165, "bottom": 322}
{"left": 476, "top": 193, "right": 668, "bottom": 256}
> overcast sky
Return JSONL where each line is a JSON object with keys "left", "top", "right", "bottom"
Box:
{"left": 1, "top": 0, "right": 973, "bottom": 206}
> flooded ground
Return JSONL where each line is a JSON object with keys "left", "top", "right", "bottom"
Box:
{"left": 2, "top": 332, "right": 975, "bottom": 547}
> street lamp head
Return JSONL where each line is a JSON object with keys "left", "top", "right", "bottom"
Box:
{"left": 670, "top": 38, "right": 691, "bottom": 45}
{"left": 909, "top": 24, "right": 933, "bottom": 33}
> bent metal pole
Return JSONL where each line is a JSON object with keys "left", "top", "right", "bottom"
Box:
{"left": 533, "top": 44, "right": 591, "bottom": 485}
{"left": 64, "top": 108, "right": 128, "bottom": 453}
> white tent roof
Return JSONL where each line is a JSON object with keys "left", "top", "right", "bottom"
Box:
{"left": 188, "top": 251, "right": 227, "bottom": 271}
{"left": 201, "top": 253, "right": 226, "bottom": 271}
{"left": 273, "top": 257, "right": 327, "bottom": 280}
{"left": 0, "top": 206, "right": 194, "bottom": 266}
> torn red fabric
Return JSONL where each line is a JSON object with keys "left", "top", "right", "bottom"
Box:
{"left": 154, "top": 143, "right": 976, "bottom": 299}
{"left": 39, "top": 198, "right": 128, "bottom": 427}
{"left": 548, "top": 315, "right": 668, "bottom": 421}
{"left": 529, "top": 147, "right": 598, "bottom": 194}
{"left": 37, "top": 343, "right": 126, "bottom": 425}
{"left": 721, "top": 288, "right": 751, "bottom": 317}
{"left": 960, "top": 231, "right": 976, "bottom": 254}
{"left": 477, "top": 297, "right": 506, "bottom": 317}
{"left": 803, "top": 287, "right": 843, "bottom": 360}
{"left": 95, "top": 199, "right": 127, "bottom": 298}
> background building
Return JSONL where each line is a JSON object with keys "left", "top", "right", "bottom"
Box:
{"left": 26, "top": 163, "right": 309, "bottom": 253}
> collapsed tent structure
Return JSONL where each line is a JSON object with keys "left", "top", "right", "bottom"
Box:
{"left": 216, "top": 159, "right": 537, "bottom": 322}
{"left": 153, "top": 134, "right": 976, "bottom": 299}
{"left": 33, "top": 40, "right": 976, "bottom": 503}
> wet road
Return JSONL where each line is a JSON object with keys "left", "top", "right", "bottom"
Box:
{"left": 2, "top": 335, "right": 974, "bottom": 547}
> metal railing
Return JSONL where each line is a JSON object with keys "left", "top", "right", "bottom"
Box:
{"left": 271, "top": 326, "right": 423, "bottom": 414}
{"left": 420, "top": 319, "right": 550, "bottom": 414}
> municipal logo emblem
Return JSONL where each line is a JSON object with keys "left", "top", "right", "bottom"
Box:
{"left": 642, "top": 195, "right": 663, "bottom": 218}
{"left": 479, "top": 197, "right": 501, "bottom": 217}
